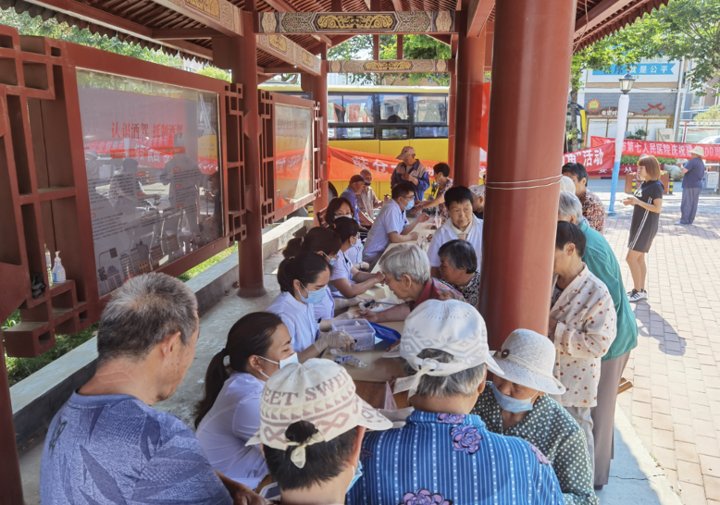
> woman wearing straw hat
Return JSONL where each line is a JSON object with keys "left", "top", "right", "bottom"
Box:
{"left": 678, "top": 146, "right": 706, "bottom": 225}
{"left": 472, "top": 329, "right": 598, "bottom": 505}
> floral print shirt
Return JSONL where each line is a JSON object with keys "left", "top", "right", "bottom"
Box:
{"left": 550, "top": 265, "right": 617, "bottom": 408}
{"left": 473, "top": 386, "right": 598, "bottom": 505}
{"left": 579, "top": 191, "right": 605, "bottom": 233}
{"left": 347, "top": 410, "right": 564, "bottom": 505}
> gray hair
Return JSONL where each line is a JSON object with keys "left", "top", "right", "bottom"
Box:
{"left": 469, "top": 185, "right": 485, "bottom": 198}
{"left": 379, "top": 244, "right": 430, "bottom": 284}
{"left": 97, "top": 273, "right": 198, "bottom": 363}
{"left": 408, "top": 349, "right": 486, "bottom": 397}
{"left": 558, "top": 190, "right": 583, "bottom": 223}
{"left": 560, "top": 175, "right": 576, "bottom": 193}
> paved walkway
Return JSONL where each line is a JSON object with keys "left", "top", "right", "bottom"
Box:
{"left": 597, "top": 183, "right": 720, "bottom": 505}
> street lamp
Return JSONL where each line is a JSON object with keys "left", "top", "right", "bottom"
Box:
{"left": 608, "top": 72, "right": 636, "bottom": 215}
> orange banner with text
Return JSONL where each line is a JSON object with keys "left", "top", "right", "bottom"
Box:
{"left": 328, "top": 146, "right": 442, "bottom": 182}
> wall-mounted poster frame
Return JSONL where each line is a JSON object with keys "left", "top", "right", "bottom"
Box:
{"left": 0, "top": 26, "right": 244, "bottom": 357}
{"left": 267, "top": 93, "right": 319, "bottom": 222}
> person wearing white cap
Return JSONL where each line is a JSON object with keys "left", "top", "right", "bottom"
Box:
{"left": 678, "top": 145, "right": 706, "bottom": 225}
{"left": 348, "top": 300, "right": 564, "bottom": 505}
{"left": 472, "top": 329, "right": 598, "bottom": 505}
{"left": 246, "top": 359, "right": 392, "bottom": 505}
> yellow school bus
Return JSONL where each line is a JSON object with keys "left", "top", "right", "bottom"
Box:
{"left": 261, "top": 83, "right": 449, "bottom": 197}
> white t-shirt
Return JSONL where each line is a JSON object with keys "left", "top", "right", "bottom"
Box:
{"left": 363, "top": 200, "right": 408, "bottom": 263}
{"left": 427, "top": 216, "right": 484, "bottom": 269}
{"left": 266, "top": 292, "right": 319, "bottom": 352}
{"left": 330, "top": 249, "right": 355, "bottom": 297}
{"left": 196, "top": 373, "right": 267, "bottom": 489}
{"left": 312, "top": 286, "right": 335, "bottom": 321}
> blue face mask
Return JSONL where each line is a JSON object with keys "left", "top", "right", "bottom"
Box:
{"left": 347, "top": 460, "right": 363, "bottom": 492}
{"left": 404, "top": 198, "right": 415, "bottom": 211}
{"left": 489, "top": 383, "right": 535, "bottom": 413}
{"left": 300, "top": 284, "right": 327, "bottom": 305}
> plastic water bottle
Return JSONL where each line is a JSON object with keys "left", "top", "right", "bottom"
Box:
{"left": 52, "top": 251, "right": 66, "bottom": 284}
{"left": 44, "top": 244, "right": 53, "bottom": 287}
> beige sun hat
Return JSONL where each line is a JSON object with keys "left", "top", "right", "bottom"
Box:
{"left": 493, "top": 329, "right": 566, "bottom": 395}
{"left": 246, "top": 359, "right": 391, "bottom": 468}
{"left": 689, "top": 146, "right": 705, "bottom": 157}
{"left": 387, "top": 299, "right": 504, "bottom": 396}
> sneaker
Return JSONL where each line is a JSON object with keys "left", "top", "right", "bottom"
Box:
{"left": 627, "top": 289, "right": 637, "bottom": 297}
{"left": 628, "top": 289, "right": 648, "bottom": 302}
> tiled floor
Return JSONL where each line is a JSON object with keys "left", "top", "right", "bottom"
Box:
{"left": 601, "top": 189, "right": 720, "bottom": 505}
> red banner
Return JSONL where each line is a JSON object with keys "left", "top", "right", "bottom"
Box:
{"left": 590, "top": 137, "right": 720, "bottom": 162}
{"left": 563, "top": 142, "right": 616, "bottom": 176}
{"left": 328, "top": 146, "right": 442, "bottom": 182}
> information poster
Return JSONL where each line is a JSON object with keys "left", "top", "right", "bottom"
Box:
{"left": 76, "top": 70, "right": 222, "bottom": 296}
{"left": 274, "top": 103, "right": 314, "bottom": 211}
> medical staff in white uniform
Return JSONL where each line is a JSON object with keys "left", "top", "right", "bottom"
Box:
{"left": 362, "top": 181, "right": 429, "bottom": 266}
{"left": 195, "top": 312, "right": 297, "bottom": 489}
{"left": 266, "top": 251, "right": 353, "bottom": 361}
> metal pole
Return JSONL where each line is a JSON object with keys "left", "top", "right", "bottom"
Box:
{"left": 608, "top": 92, "right": 630, "bottom": 215}
{"left": 672, "top": 57, "right": 685, "bottom": 141}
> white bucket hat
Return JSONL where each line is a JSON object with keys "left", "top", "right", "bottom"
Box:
{"left": 689, "top": 146, "right": 705, "bottom": 157}
{"left": 387, "top": 299, "right": 504, "bottom": 396}
{"left": 493, "top": 329, "right": 566, "bottom": 395}
{"left": 247, "top": 359, "right": 391, "bottom": 468}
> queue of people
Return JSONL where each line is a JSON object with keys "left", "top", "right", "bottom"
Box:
{"left": 43, "top": 150, "right": 678, "bottom": 505}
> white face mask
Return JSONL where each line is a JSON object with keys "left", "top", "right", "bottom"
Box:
{"left": 257, "top": 353, "right": 299, "bottom": 378}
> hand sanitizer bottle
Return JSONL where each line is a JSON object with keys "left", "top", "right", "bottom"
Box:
{"left": 44, "top": 244, "right": 53, "bottom": 287}
{"left": 52, "top": 251, "right": 66, "bottom": 284}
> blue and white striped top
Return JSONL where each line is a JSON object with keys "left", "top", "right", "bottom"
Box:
{"left": 347, "top": 410, "right": 564, "bottom": 505}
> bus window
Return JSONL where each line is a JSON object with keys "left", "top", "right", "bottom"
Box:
{"left": 343, "top": 95, "right": 373, "bottom": 123}
{"left": 328, "top": 95, "right": 343, "bottom": 122}
{"left": 413, "top": 95, "right": 448, "bottom": 123}
{"left": 414, "top": 126, "right": 449, "bottom": 138}
{"left": 330, "top": 126, "right": 375, "bottom": 140}
{"left": 380, "top": 127, "right": 409, "bottom": 140}
{"left": 379, "top": 94, "right": 409, "bottom": 122}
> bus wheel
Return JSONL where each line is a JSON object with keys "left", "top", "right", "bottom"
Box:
{"left": 328, "top": 183, "right": 339, "bottom": 199}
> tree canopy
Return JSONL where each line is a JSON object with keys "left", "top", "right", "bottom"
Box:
{"left": 328, "top": 34, "right": 450, "bottom": 86}
{"left": 572, "top": 0, "right": 720, "bottom": 94}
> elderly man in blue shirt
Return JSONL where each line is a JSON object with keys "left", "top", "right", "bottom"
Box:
{"left": 558, "top": 191, "right": 639, "bottom": 490}
{"left": 347, "top": 299, "right": 564, "bottom": 505}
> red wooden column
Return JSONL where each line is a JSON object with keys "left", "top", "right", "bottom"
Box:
{"left": 302, "top": 51, "right": 329, "bottom": 212}
{"left": 453, "top": 26, "right": 486, "bottom": 187}
{"left": 0, "top": 340, "right": 23, "bottom": 505}
{"left": 214, "top": 12, "right": 266, "bottom": 297}
{"left": 479, "top": 0, "right": 575, "bottom": 348}
{"left": 447, "top": 62, "right": 457, "bottom": 169}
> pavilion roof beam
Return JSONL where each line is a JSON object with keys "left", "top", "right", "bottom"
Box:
{"left": 148, "top": 0, "right": 243, "bottom": 37}
{"left": 258, "top": 11, "right": 456, "bottom": 35}
{"left": 466, "top": 0, "right": 494, "bottom": 38}
{"left": 262, "top": 0, "right": 333, "bottom": 47}
{"left": 152, "top": 28, "right": 220, "bottom": 40}
{"left": 257, "top": 34, "right": 322, "bottom": 75}
{"left": 18, "top": 0, "right": 213, "bottom": 59}
{"left": 574, "top": 0, "right": 637, "bottom": 38}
